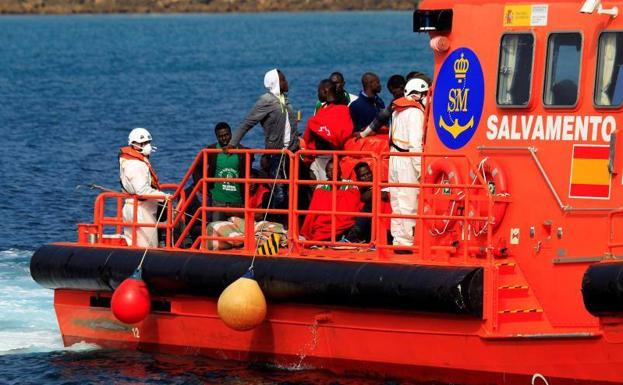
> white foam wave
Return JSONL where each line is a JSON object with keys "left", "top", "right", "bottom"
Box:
{"left": 0, "top": 248, "right": 34, "bottom": 260}
{"left": 64, "top": 341, "right": 101, "bottom": 352}
{"left": 0, "top": 247, "right": 62, "bottom": 355}
{"left": 0, "top": 329, "right": 62, "bottom": 355}
{"left": 269, "top": 361, "right": 315, "bottom": 372}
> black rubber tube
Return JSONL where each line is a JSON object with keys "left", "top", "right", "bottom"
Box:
{"left": 582, "top": 262, "right": 623, "bottom": 316}
{"left": 31, "top": 244, "right": 483, "bottom": 317}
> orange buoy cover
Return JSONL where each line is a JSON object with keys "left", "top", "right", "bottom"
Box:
{"left": 341, "top": 135, "right": 390, "bottom": 181}
{"left": 217, "top": 274, "right": 267, "bottom": 331}
{"left": 111, "top": 275, "right": 151, "bottom": 324}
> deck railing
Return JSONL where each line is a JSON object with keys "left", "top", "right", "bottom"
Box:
{"left": 78, "top": 148, "right": 500, "bottom": 262}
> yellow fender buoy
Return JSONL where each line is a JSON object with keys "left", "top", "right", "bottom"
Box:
{"left": 217, "top": 269, "right": 267, "bottom": 331}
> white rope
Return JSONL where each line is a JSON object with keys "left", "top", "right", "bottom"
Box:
{"left": 429, "top": 190, "right": 464, "bottom": 236}
{"left": 468, "top": 157, "right": 511, "bottom": 237}
{"left": 248, "top": 150, "right": 287, "bottom": 271}
{"left": 428, "top": 176, "right": 464, "bottom": 237}
{"left": 471, "top": 158, "right": 490, "bottom": 237}
{"left": 137, "top": 197, "right": 169, "bottom": 271}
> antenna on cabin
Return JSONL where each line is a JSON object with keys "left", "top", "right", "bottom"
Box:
{"left": 580, "top": 0, "right": 618, "bottom": 18}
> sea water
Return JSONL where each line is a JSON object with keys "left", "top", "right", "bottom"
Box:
{"left": 0, "top": 12, "right": 432, "bottom": 384}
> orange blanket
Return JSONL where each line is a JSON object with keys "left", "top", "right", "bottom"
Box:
{"left": 301, "top": 187, "right": 363, "bottom": 241}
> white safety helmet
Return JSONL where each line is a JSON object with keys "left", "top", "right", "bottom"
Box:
{"left": 404, "top": 78, "right": 429, "bottom": 96}
{"left": 128, "top": 128, "right": 152, "bottom": 145}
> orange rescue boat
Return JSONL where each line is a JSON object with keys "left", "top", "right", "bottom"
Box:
{"left": 31, "top": 1, "right": 623, "bottom": 383}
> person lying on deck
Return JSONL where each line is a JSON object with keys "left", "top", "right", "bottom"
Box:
{"left": 206, "top": 216, "right": 287, "bottom": 251}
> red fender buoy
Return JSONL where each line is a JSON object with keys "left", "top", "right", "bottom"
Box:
{"left": 111, "top": 270, "right": 151, "bottom": 324}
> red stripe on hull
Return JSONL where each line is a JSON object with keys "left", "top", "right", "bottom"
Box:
{"left": 54, "top": 290, "right": 623, "bottom": 385}
{"left": 569, "top": 183, "right": 610, "bottom": 198}
{"left": 573, "top": 146, "right": 610, "bottom": 160}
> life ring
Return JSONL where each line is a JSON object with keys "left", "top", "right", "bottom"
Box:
{"left": 467, "top": 158, "right": 509, "bottom": 235}
{"left": 422, "top": 158, "right": 463, "bottom": 236}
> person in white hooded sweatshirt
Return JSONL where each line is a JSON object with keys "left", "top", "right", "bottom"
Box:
{"left": 226, "top": 69, "right": 299, "bottom": 219}
{"left": 119, "top": 128, "right": 169, "bottom": 247}
{"left": 388, "top": 77, "right": 429, "bottom": 253}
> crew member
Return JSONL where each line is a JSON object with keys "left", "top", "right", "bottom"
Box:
{"left": 119, "top": 128, "right": 169, "bottom": 247}
{"left": 389, "top": 77, "right": 428, "bottom": 252}
{"left": 227, "top": 69, "right": 299, "bottom": 216}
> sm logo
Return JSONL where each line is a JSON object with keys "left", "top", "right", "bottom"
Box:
{"left": 433, "top": 48, "right": 485, "bottom": 150}
{"left": 448, "top": 88, "right": 469, "bottom": 112}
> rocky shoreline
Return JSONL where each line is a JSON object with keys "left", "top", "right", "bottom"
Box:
{"left": 0, "top": 0, "right": 418, "bottom": 14}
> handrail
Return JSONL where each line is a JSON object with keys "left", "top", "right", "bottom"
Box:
{"left": 81, "top": 148, "right": 497, "bottom": 262}
{"left": 478, "top": 145, "right": 620, "bottom": 213}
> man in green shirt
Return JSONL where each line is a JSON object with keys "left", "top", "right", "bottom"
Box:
{"left": 192, "top": 122, "right": 250, "bottom": 222}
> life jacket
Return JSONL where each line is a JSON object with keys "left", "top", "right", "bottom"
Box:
{"left": 119, "top": 146, "right": 160, "bottom": 190}
{"left": 389, "top": 97, "right": 425, "bottom": 152}
{"left": 392, "top": 96, "right": 425, "bottom": 114}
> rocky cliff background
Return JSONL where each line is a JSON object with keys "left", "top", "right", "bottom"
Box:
{"left": 1, "top": 0, "right": 419, "bottom": 14}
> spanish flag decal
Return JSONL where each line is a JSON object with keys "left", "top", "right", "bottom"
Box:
{"left": 569, "top": 145, "right": 611, "bottom": 199}
{"left": 257, "top": 233, "right": 281, "bottom": 256}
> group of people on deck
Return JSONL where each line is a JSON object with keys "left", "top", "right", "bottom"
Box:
{"left": 119, "top": 68, "right": 431, "bottom": 253}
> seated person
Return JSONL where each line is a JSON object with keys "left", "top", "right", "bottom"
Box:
{"left": 343, "top": 162, "right": 374, "bottom": 243}
{"left": 307, "top": 135, "right": 334, "bottom": 181}
{"left": 316, "top": 159, "right": 349, "bottom": 190}
{"left": 300, "top": 160, "right": 363, "bottom": 242}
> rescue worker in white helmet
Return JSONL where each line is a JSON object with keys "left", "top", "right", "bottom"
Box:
{"left": 119, "top": 128, "right": 169, "bottom": 247}
{"left": 388, "top": 76, "right": 428, "bottom": 253}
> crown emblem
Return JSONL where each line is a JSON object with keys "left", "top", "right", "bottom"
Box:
{"left": 454, "top": 53, "right": 469, "bottom": 83}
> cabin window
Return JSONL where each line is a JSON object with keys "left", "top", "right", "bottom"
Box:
{"left": 544, "top": 32, "right": 582, "bottom": 107}
{"left": 595, "top": 32, "right": 623, "bottom": 107}
{"left": 497, "top": 34, "right": 535, "bottom": 107}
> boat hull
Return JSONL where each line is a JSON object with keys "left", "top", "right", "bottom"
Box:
{"left": 54, "top": 289, "right": 623, "bottom": 385}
